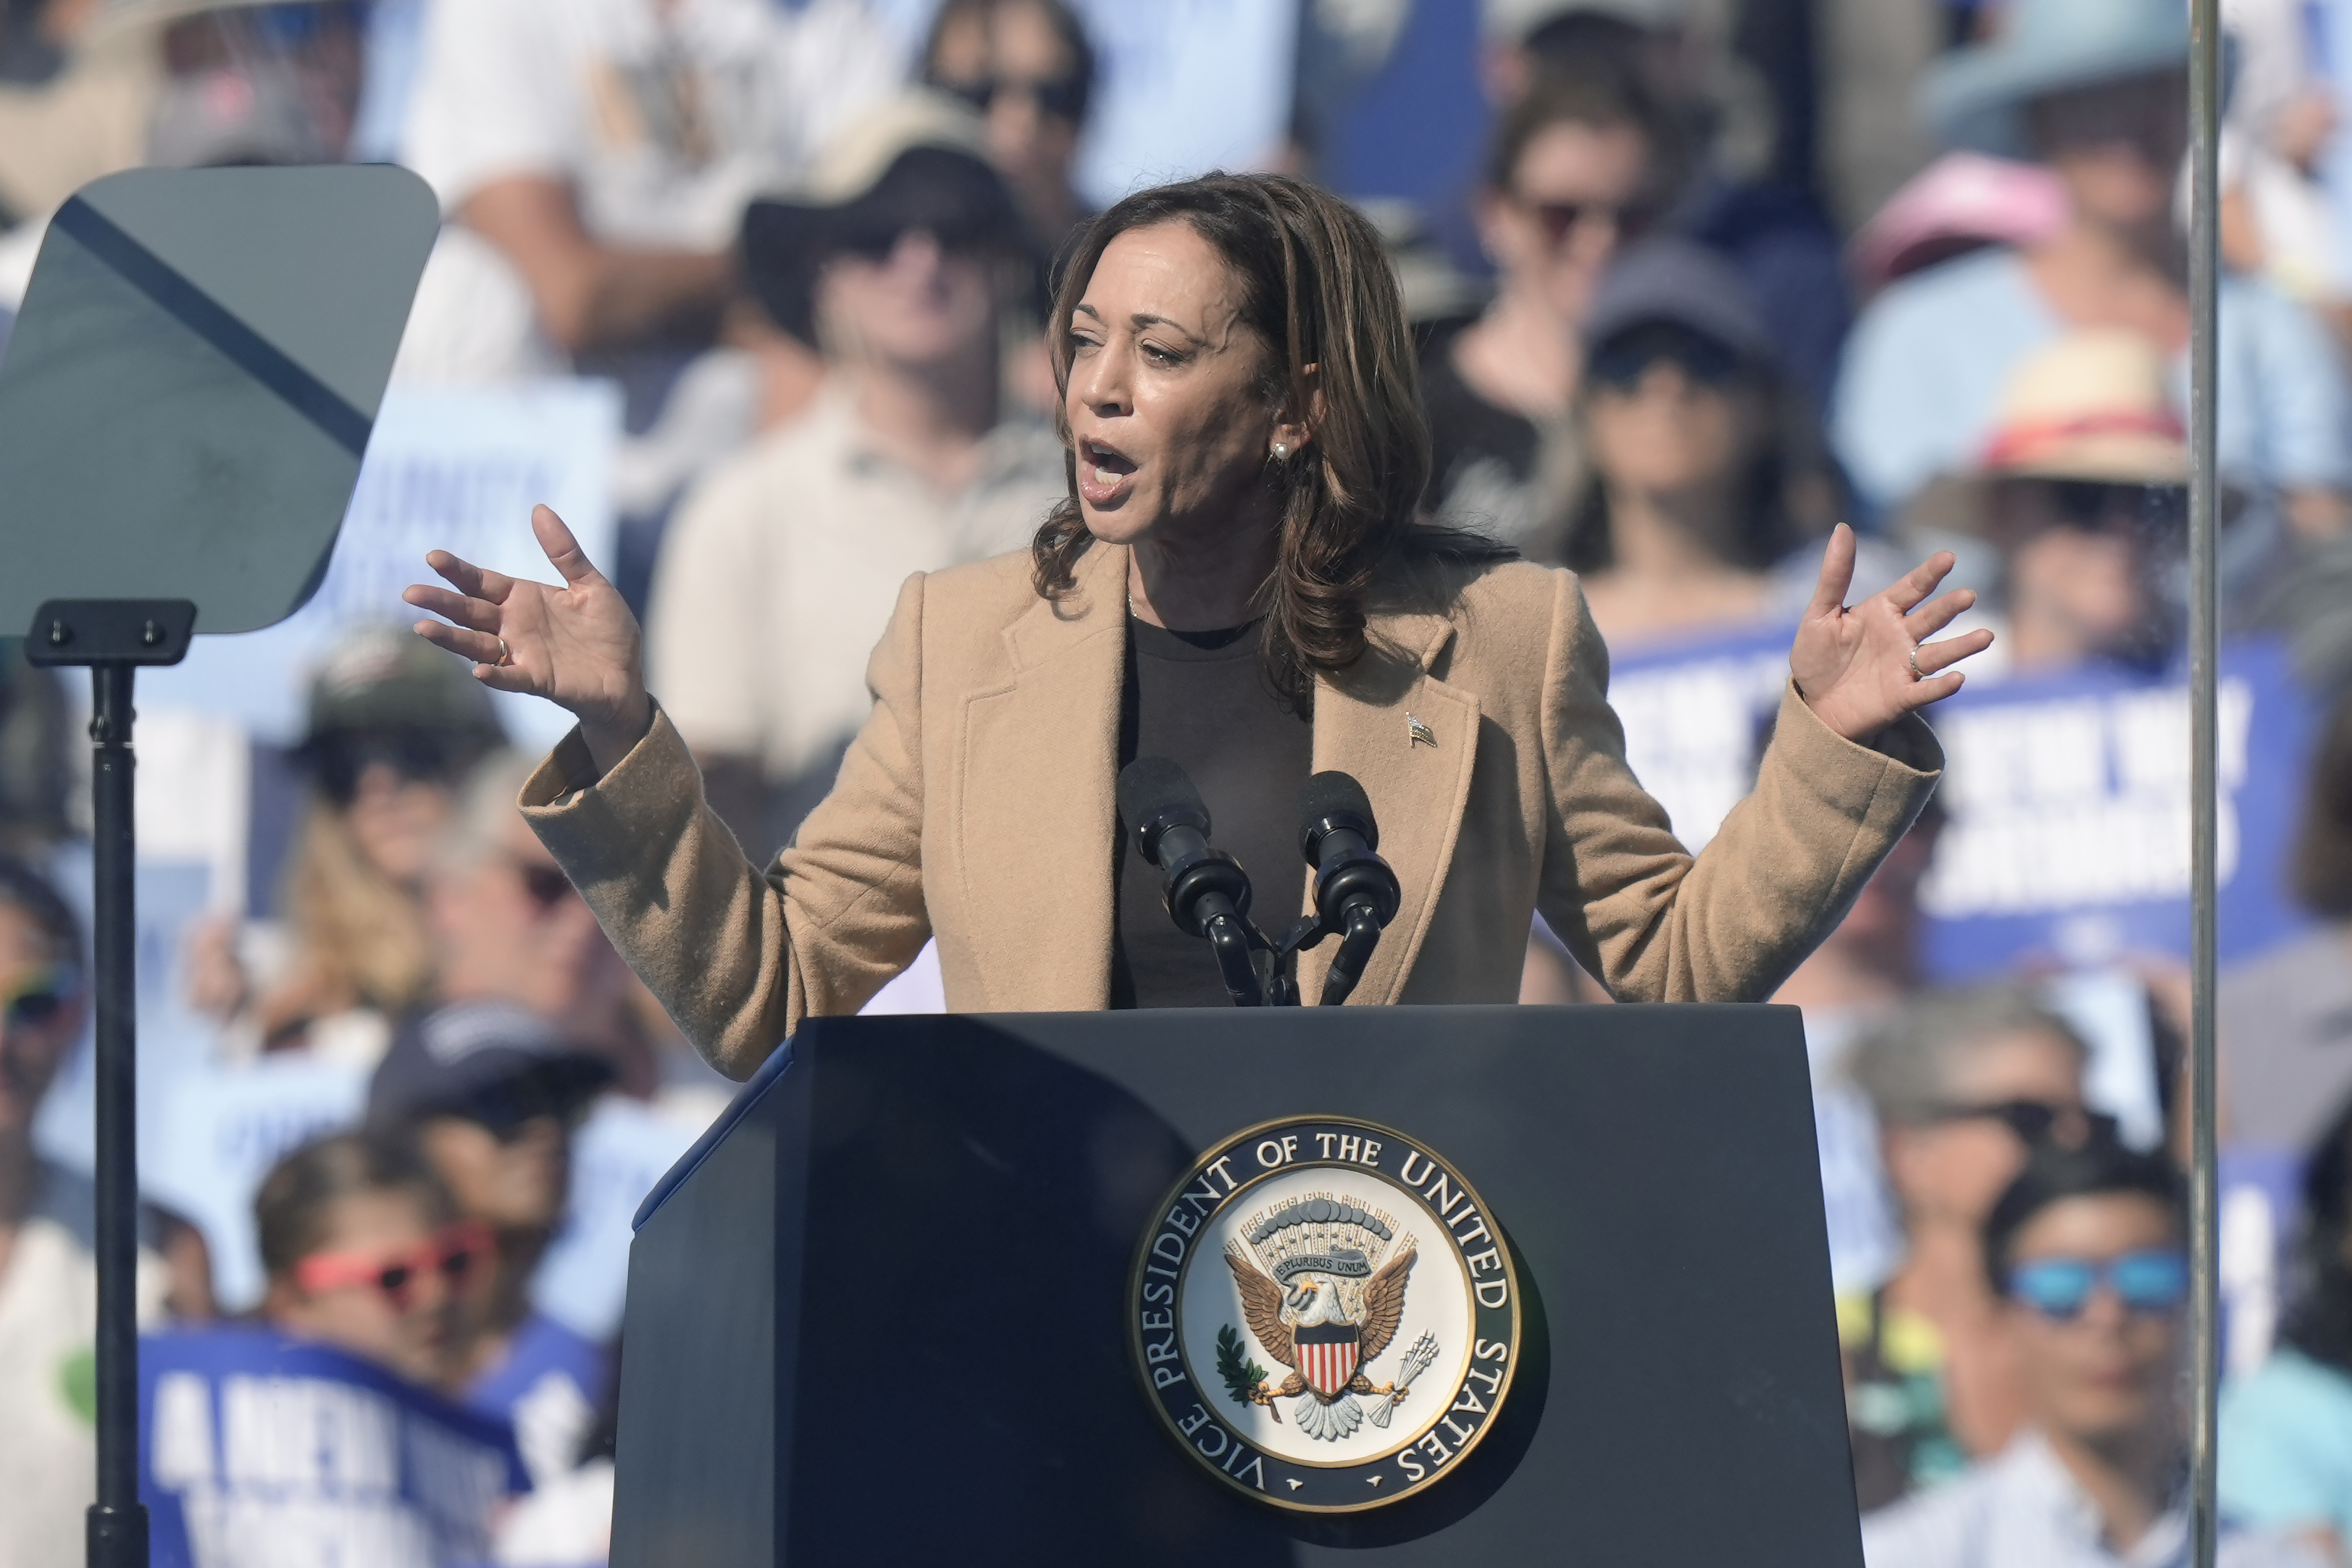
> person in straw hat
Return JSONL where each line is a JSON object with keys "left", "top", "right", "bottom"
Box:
{"left": 1832, "top": 0, "right": 2352, "bottom": 539}
{"left": 1962, "top": 329, "right": 2196, "bottom": 676}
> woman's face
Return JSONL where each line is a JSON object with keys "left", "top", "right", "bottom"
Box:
{"left": 929, "top": 0, "right": 1084, "bottom": 209}
{"left": 1064, "top": 222, "right": 1299, "bottom": 548}
{"left": 1883, "top": 1027, "right": 2089, "bottom": 1229}
{"left": 817, "top": 228, "right": 996, "bottom": 372}
{"left": 1481, "top": 118, "right": 1654, "bottom": 322}
{"left": 1584, "top": 349, "right": 1765, "bottom": 508}
{"left": 269, "top": 1188, "right": 458, "bottom": 1384}
{"left": 343, "top": 764, "right": 455, "bottom": 888}
{"left": 1994, "top": 481, "right": 2167, "bottom": 671}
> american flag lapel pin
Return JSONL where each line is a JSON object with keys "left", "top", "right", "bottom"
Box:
{"left": 1407, "top": 713, "right": 1436, "bottom": 748}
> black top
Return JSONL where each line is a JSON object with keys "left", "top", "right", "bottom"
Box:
{"left": 1421, "top": 318, "right": 1541, "bottom": 519}
{"left": 1112, "top": 617, "right": 1312, "bottom": 1008}
{"left": 1417, "top": 319, "right": 1590, "bottom": 559}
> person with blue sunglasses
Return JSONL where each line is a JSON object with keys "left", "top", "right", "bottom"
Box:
{"left": 1862, "top": 1138, "right": 2324, "bottom": 1568}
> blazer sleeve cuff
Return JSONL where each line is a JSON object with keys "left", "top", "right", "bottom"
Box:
{"left": 519, "top": 703, "right": 707, "bottom": 879}
{"left": 1769, "top": 679, "right": 1943, "bottom": 823}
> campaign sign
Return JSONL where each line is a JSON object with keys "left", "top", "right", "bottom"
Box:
{"left": 1604, "top": 621, "right": 1794, "bottom": 852}
{"left": 1917, "top": 637, "right": 2314, "bottom": 976}
{"left": 135, "top": 378, "right": 619, "bottom": 754}
{"left": 141, "top": 1055, "right": 371, "bottom": 1314}
{"left": 1605, "top": 626, "right": 2317, "bottom": 975}
{"left": 141, "top": 1325, "right": 525, "bottom": 1568}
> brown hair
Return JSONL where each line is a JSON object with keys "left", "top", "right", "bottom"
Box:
{"left": 1032, "top": 172, "right": 1512, "bottom": 706}
{"left": 262, "top": 800, "right": 436, "bottom": 1037}
{"left": 1484, "top": 59, "right": 1680, "bottom": 198}
{"left": 255, "top": 1133, "right": 449, "bottom": 1281}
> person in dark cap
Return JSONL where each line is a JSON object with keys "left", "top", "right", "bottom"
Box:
{"left": 367, "top": 996, "right": 613, "bottom": 1487}
{"left": 188, "top": 623, "right": 506, "bottom": 1060}
{"left": 1555, "top": 237, "right": 1835, "bottom": 646}
{"left": 646, "top": 92, "right": 1068, "bottom": 851}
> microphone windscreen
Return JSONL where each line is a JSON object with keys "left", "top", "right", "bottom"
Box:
{"left": 1297, "top": 770, "right": 1376, "bottom": 844}
{"left": 1118, "top": 755, "right": 1207, "bottom": 834}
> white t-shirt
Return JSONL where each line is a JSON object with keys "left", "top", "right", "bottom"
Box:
{"left": 0, "top": 1167, "right": 168, "bottom": 1568}
{"left": 401, "top": 0, "right": 905, "bottom": 252}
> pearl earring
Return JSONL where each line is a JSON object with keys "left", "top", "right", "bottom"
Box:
{"left": 1271, "top": 441, "right": 1292, "bottom": 461}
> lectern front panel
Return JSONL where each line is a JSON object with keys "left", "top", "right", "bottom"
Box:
{"left": 616, "top": 1005, "right": 1858, "bottom": 1566}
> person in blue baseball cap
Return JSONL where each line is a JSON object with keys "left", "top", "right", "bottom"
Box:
{"left": 1831, "top": 0, "right": 2352, "bottom": 544}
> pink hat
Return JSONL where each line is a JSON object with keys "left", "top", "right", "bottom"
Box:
{"left": 1848, "top": 153, "right": 2069, "bottom": 295}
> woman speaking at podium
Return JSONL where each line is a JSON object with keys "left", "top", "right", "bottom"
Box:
{"left": 406, "top": 173, "right": 1988, "bottom": 1081}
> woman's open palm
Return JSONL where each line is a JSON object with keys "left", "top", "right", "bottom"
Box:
{"left": 403, "top": 505, "right": 653, "bottom": 764}
{"left": 1790, "top": 523, "right": 1994, "bottom": 744}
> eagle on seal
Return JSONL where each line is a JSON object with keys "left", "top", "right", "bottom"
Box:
{"left": 1226, "top": 1244, "right": 1418, "bottom": 1441}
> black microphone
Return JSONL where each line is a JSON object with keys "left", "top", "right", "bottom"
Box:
{"left": 1118, "top": 757, "right": 1265, "bottom": 1005}
{"left": 1297, "top": 771, "right": 1400, "bottom": 1006}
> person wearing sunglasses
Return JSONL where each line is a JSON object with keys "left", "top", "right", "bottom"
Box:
{"left": 0, "top": 857, "right": 180, "bottom": 1566}
{"left": 185, "top": 624, "right": 506, "bottom": 1061}
{"left": 1863, "top": 1139, "right": 2324, "bottom": 1568}
{"left": 1423, "top": 58, "right": 1680, "bottom": 557}
{"left": 1840, "top": 985, "right": 2097, "bottom": 1511}
{"left": 256, "top": 1133, "right": 477, "bottom": 1386}
{"left": 1957, "top": 330, "right": 2198, "bottom": 678}
{"left": 366, "top": 997, "right": 615, "bottom": 1490}
{"left": 422, "top": 751, "right": 631, "bottom": 1058}
{"left": 923, "top": 0, "right": 1095, "bottom": 265}
{"left": 648, "top": 93, "right": 1068, "bottom": 852}
{"left": 1549, "top": 236, "right": 1838, "bottom": 647}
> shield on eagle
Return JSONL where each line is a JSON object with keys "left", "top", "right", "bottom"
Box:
{"left": 1292, "top": 1321, "right": 1361, "bottom": 1398}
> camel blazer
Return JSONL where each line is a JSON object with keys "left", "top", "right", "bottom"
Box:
{"left": 522, "top": 541, "right": 1943, "bottom": 1080}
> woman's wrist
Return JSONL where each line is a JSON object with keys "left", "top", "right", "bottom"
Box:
{"left": 580, "top": 689, "right": 656, "bottom": 778}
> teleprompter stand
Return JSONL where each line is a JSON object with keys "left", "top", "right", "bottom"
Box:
{"left": 25, "top": 602, "right": 197, "bottom": 1565}
{"left": 0, "top": 166, "right": 437, "bottom": 1566}
{"left": 612, "top": 1005, "right": 1865, "bottom": 1567}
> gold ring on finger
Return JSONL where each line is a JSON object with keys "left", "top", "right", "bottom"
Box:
{"left": 497, "top": 637, "right": 513, "bottom": 667}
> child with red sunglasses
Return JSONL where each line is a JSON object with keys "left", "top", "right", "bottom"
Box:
{"left": 257, "top": 1133, "right": 484, "bottom": 1385}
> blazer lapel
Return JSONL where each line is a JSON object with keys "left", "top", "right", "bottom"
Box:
{"left": 955, "top": 542, "right": 1128, "bottom": 1010}
{"left": 1302, "top": 611, "right": 1482, "bottom": 1005}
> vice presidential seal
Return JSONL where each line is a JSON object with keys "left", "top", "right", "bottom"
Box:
{"left": 1127, "top": 1116, "right": 1520, "bottom": 1512}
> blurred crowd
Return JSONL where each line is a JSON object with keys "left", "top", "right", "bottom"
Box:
{"left": 4, "top": 0, "right": 2352, "bottom": 1563}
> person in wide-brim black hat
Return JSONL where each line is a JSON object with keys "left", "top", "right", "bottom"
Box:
{"left": 739, "top": 91, "right": 1028, "bottom": 348}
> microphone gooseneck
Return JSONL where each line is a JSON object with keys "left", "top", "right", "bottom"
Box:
{"left": 1118, "top": 757, "right": 1265, "bottom": 1005}
{"left": 1296, "top": 771, "right": 1401, "bottom": 1006}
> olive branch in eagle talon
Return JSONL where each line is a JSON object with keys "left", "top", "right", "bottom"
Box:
{"left": 1216, "top": 1324, "right": 1278, "bottom": 1420}
{"left": 1223, "top": 1244, "right": 1418, "bottom": 1404}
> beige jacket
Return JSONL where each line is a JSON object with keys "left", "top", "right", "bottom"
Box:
{"left": 523, "top": 542, "right": 1942, "bottom": 1080}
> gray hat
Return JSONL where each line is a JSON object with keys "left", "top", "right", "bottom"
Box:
{"left": 1580, "top": 238, "right": 1775, "bottom": 366}
{"left": 304, "top": 624, "right": 503, "bottom": 745}
{"left": 1921, "top": 0, "right": 2189, "bottom": 157}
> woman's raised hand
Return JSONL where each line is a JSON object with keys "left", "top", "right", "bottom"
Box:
{"left": 404, "top": 504, "right": 653, "bottom": 772}
{"left": 1790, "top": 523, "right": 1995, "bottom": 745}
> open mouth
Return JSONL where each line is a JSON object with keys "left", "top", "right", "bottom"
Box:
{"left": 1077, "top": 437, "right": 1137, "bottom": 506}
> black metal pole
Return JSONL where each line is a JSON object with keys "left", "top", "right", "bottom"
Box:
{"left": 86, "top": 661, "right": 147, "bottom": 1567}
